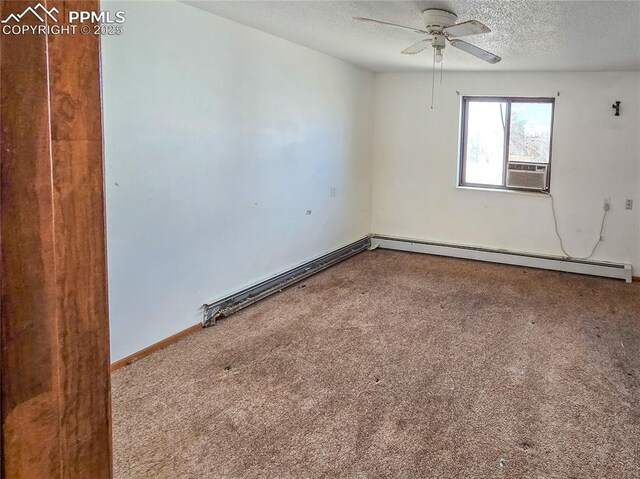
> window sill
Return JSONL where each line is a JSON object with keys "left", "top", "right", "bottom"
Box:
{"left": 456, "top": 185, "right": 549, "bottom": 197}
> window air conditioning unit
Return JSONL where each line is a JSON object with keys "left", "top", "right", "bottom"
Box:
{"left": 506, "top": 162, "right": 548, "bottom": 190}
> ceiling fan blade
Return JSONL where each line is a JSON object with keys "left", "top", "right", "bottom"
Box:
{"left": 353, "top": 16, "right": 429, "bottom": 34}
{"left": 449, "top": 39, "right": 502, "bottom": 64}
{"left": 401, "top": 39, "right": 432, "bottom": 55}
{"left": 443, "top": 20, "right": 491, "bottom": 38}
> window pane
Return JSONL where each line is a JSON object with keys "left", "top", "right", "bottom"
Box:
{"left": 509, "top": 102, "right": 553, "bottom": 163}
{"left": 464, "top": 101, "right": 506, "bottom": 186}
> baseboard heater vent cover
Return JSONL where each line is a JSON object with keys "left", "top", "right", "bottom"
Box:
{"left": 372, "top": 235, "right": 632, "bottom": 283}
{"left": 203, "top": 236, "right": 371, "bottom": 326}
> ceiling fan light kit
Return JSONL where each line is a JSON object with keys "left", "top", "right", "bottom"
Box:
{"left": 354, "top": 8, "right": 502, "bottom": 107}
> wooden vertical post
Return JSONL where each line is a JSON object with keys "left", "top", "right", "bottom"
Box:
{"left": 1, "top": 1, "right": 112, "bottom": 477}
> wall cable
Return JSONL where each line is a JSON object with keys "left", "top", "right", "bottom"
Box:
{"left": 543, "top": 192, "right": 608, "bottom": 260}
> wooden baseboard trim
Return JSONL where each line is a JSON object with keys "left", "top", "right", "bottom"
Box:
{"left": 110, "top": 323, "right": 203, "bottom": 372}
{"left": 633, "top": 276, "right": 640, "bottom": 282}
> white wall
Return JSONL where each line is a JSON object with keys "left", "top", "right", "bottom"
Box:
{"left": 102, "top": 2, "right": 639, "bottom": 362}
{"left": 372, "top": 71, "right": 640, "bottom": 270}
{"left": 102, "top": 1, "right": 374, "bottom": 361}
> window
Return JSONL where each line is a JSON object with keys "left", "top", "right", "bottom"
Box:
{"left": 459, "top": 97, "right": 555, "bottom": 192}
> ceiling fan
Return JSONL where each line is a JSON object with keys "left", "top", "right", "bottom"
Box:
{"left": 354, "top": 8, "right": 501, "bottom": 65}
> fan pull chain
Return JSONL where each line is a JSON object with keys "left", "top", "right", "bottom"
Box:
{"left": 440, "top": 55, "right": 444, "bottom": 85}
{"left": 431, "top": 49, "right": 436, "bottom": 110}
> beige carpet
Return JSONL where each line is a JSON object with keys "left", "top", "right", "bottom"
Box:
{"left": 112, "top": 250, "right": 640, "bottom": 478}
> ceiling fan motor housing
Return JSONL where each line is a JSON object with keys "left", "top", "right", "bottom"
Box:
{"left": 422, "top": 8, "right": 458, "bottom": 33}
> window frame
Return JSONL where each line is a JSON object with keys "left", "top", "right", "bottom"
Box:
{"left": 458, "top": 96, "right": 556, "bottom": 193}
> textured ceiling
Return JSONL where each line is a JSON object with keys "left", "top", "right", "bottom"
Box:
{"left": 184, "top": 0, "right": 640, "bottom": 72}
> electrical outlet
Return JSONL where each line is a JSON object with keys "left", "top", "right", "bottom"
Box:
{"left": 625, "top": 199, "right": 633, "bottom": 210}
{"left": 330, "top": 187, "right": 337, "bottom": 198}
{"left": 603, "top": 198, "right": 611, "bottom": 211}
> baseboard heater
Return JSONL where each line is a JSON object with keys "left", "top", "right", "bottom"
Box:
{"left": 202, "top": 236, "right": 371, "bottom": 326}
{"left": 372, "top": 235, "right": 632, "bottom": 283}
